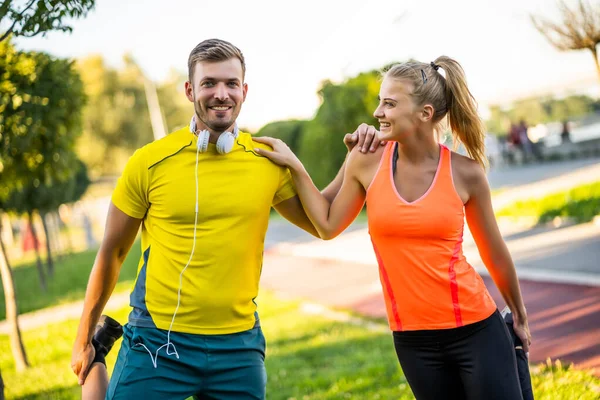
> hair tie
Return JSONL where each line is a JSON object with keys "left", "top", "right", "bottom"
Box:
{"left": 430, "top": 61, "right": 440, "bottom": 71}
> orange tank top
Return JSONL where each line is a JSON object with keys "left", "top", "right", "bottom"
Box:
{"left": 366, "top": 143, "right": 496, "bottom": 331}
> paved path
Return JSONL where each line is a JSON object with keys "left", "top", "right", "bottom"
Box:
{"left": 487, "top": 156, "right": 600, "bottom": 190}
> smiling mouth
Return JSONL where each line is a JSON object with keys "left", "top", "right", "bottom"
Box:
{"left": 379, "top": 122, "right": 391, "bottom": 129}
{"left": 209, "top": 105, "right": 233, "bottom": 111}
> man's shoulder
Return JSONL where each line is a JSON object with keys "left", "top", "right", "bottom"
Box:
{"left": 236, "top": 131, "right": 262, "bottom": 149}
{"left": 236, "top": 132, "right": 284, "bottom": 167}
{"left": 138, "top": 126, "right": 193, "bottom": 169}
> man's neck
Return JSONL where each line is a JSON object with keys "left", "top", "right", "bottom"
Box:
{"left": 193, "top": 119, "right": 236, "bottom": 143}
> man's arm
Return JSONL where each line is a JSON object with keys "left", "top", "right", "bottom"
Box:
{"left": 273, "top": 195, "right": 319, "bottom": 237}
{"left": 71, "top": 203, "right": 142, "bottom": 385}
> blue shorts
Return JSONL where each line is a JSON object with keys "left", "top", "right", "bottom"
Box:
{"left": 106, "top": 323, "right": 267, "bottom": 400}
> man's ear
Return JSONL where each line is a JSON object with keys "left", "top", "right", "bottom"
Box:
{"left": 242, "top": 82, "right": 248, "bottom": 103}
{"left": 185, "top": 81, "right": 194, "bottom": 103}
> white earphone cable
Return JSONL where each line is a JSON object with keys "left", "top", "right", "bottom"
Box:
{"left": 134, "top": 135, "right": 201, "bottom": 368}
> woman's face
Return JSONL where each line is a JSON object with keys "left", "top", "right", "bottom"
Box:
{"left": 373, "top": 77, "right": 421, "bottom": 142}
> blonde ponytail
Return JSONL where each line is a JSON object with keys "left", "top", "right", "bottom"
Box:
{"left": 433, "top": 56, "right": 487, "bottom": 168}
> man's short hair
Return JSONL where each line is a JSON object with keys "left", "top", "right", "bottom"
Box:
{"left": 188, "top": 38, "right": 246, "bottom": 82}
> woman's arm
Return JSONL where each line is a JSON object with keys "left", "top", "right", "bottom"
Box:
{"left": 254, "top": 137, "right": 366, "bottom": 239}
{"left": 463, "top": 163, "right": 532, "bottom": 351}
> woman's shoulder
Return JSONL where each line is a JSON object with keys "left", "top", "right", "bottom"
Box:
{"left": 348, "top": 143, "right": 387, "bottom": 168}
{"left": 448, "top": 149, "right": 488, "bottom": 189}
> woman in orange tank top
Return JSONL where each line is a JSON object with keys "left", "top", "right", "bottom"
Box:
{"left": 255, "top": 57, "right": 531, "bottom": 400}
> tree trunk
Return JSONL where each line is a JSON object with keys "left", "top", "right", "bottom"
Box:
{"left": 0, "top": 220, "right": 30, "bottom": 372}
{"left": 40, "top": 212, "right": 54, "bottom": 277}
{"left": 28, "top": 211, "right": 47, "bottom": 291}
{"left": 591, "top": 46, "right": 600, "bottom": 84}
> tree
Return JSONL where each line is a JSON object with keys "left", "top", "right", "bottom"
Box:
{"left": 299, "top": 71, "right": 380, "bottom": 188}
{"left": 0, "top": 2, "right": 94, "bottom": 391}
{"left": 0, "top": 39, "right": 84, "bottom": 197}
{"left": 0, "top": 40, "right": 85, "bottom": 380}
{"left": 1, "top": 41, "right": 85, "bottom": 281}
{"left": 531, "top": 0, "right": 600, "bottom": 82}
{"left": 75, "top": 55, "right": 154, "bottom": 177}
{"left": 0, "top": 0, "right": 95, "bottom": 42}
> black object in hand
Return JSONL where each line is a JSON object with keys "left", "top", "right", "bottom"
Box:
{"left": 501, "top": 307, "right": 534, "bottom": 400}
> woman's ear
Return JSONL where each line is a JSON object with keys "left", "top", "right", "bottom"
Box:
{"left": 421, "top": 104, "right": 434, "bottom": 122}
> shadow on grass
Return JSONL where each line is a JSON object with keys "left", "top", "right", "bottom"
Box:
{"left": 0, "top": 240, "right": 141, "bottom": 320}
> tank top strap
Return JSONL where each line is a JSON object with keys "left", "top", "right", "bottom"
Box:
{"left": 440, "top": 144, "right": 451, "bottom": 171}
{"left": 381, "top": 141, "right": 395, "bottom": 171}
{"left": 430, "top": 144, "right": 457, "bottom": 197}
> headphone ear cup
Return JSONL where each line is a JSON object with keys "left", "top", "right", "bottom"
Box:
{"left": 197, "top": 130, "right": 210, "bottom": 153}
{"left": 216, "top": 132, "right": 235, "bottom": 154}
{"left": 189, "top": 116, "right": 196, "bottom": 133}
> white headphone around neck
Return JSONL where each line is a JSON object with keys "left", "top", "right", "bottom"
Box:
{"left": 190, "top": 115, "right": 239, "bottom": 154}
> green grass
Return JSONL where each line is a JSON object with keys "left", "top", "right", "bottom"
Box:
{"left": 1, "top": 293, "right": 599, "bottom": 400}
{"left": 0, "top": 241, "right": 142, "bottom": 321}
{"left": 497, "top": 181, "right": 600, "bottom": 224}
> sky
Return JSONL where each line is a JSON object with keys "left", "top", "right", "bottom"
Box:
{"left": 8, "top": 0, "right": 600, "bottom": 131}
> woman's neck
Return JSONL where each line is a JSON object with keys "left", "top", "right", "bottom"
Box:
{"left": 396, "top": 132, "right": 440, "bottom": 164}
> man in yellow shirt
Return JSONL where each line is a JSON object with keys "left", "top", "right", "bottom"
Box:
{"left": 71, "top": 38, "right": 380, "bottom": 399}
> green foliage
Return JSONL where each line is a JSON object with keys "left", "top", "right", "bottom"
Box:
{"left": 0, "top": 0, "right": 96, "bottom": 42}
{"left": 497, "top": 182, "right": 600, "bottom": 223}
{"left": 0, "top": 39, "right": 85, "bottom": 202}
{"left": 69, "top": 158, "right": 90, "bottom": 202}
{"left": 298, "top": 72, "right": 380, "bottom": 188}
{"left": 75, "top": 55, "right": 155, "bottom": 177}
{"left": 3, "top": 157, "right": 90, "bottom": 216}
{"left": 255, "top": 119, "right": 308, "bottom": 155}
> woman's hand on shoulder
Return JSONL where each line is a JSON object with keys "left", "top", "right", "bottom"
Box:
{"left": 344, "top": 123, "right": 386, "bottom": 153}
{"left": 253, "top": 136, "right": 303, "bottom": 170}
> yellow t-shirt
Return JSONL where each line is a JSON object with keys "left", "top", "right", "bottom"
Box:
{"left": 111, "top": 126, "right": 296, "bottom": 334}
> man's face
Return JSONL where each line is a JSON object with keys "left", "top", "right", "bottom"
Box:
{"left": 185, "top": 58, "right": 247, "bottom": 133}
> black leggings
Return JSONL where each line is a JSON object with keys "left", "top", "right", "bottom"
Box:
{"left": 393, "top": 310, "right": 523, "bottom": 400}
